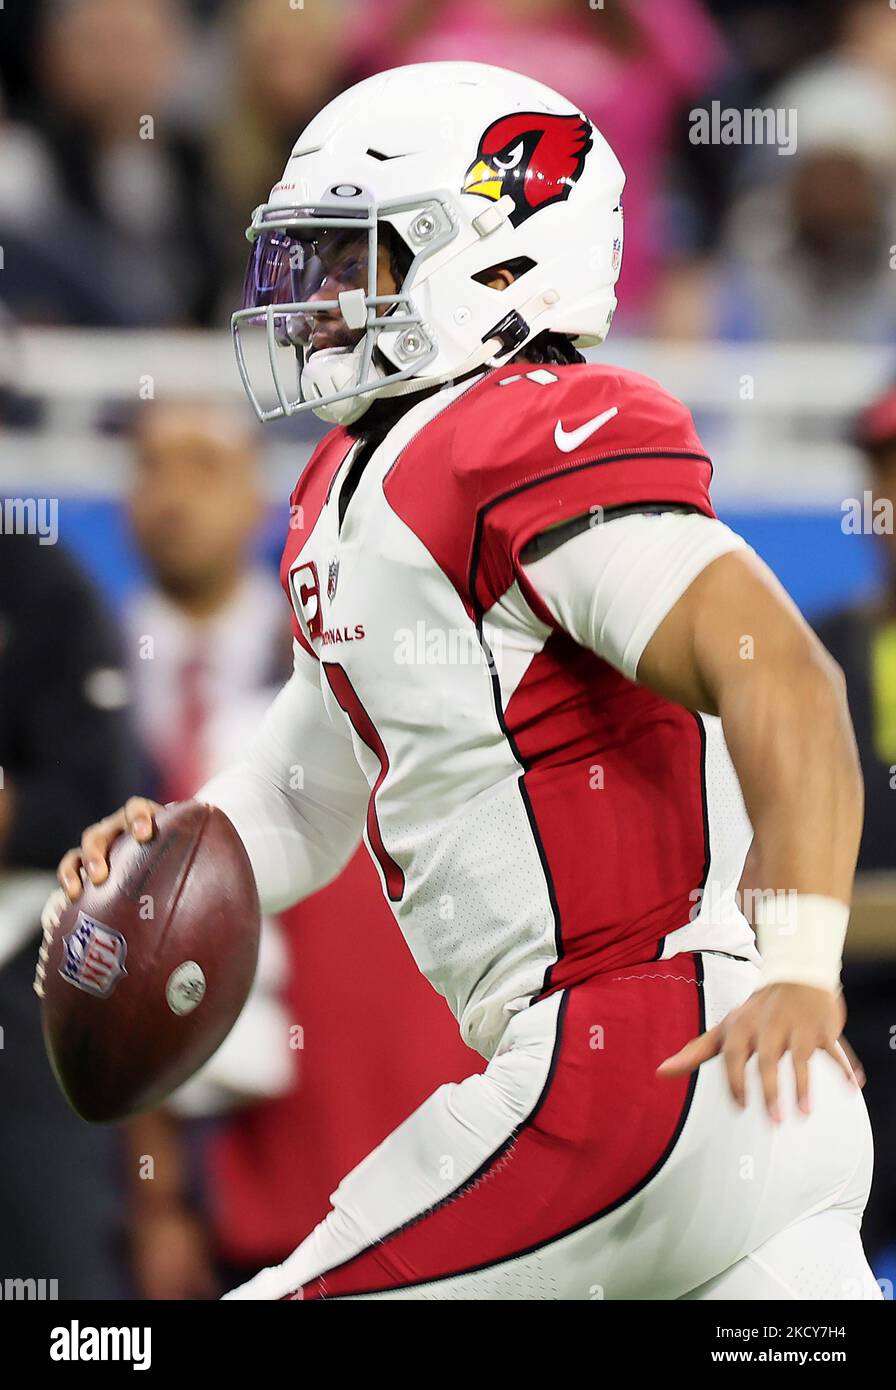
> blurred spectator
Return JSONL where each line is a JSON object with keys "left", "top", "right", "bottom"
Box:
{"left": 817, "top": 391, "right": 896, "bottom": 870}
{"left": 0, "top": 80, "right": 61, "bottom": 223}
{"left": 125, "top": 400, "right": 288, "bottom": 800}
{"left": 123, "top": 399, "right": 297, "bottom": 1298}
{"left": 211, "top": 0, "right": 352, "bottom": 307}
{"left": 122, "top": 400, "right": 478, "bottom": 1297}
{"left": 0, "top": 0, "right": 224, "bottom": 325}
{"left": 702, "top": 2, "right": 841, "bottom": 92}
{"left": 5, "top": 0, "right": 890, "bottom": 338}
{"left": 814, "top": 384, "right": 896, "bottom": 1273}
{"left": 663, "top": 31, "right": 896, "bottom": 340}
{"left": 124, "top": 400, "right": 295, "bottom": 1132}
{"left": 838, "top": 0, "right": 896, "bottom": 86}
{"left": 0, "top": 2, "right": 48, "bottom": 119}
{"left": 0, "top": 530, "right": 135, "bottom": 1299}
{"left": 0, "top": 327, "right": 136, "bottom": 1297}
{"left": 347, "top": 0, "right": 727, "bottom": 328}
{"left": 665, "top": 0, "right": 843, "bottom": 307}
{"left": 726, "top": 66, "right": 896, "bottom": 342}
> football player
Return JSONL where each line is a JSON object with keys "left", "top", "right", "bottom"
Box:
{"left": 52, "top": 63, "right": 879, "bottom": 1300}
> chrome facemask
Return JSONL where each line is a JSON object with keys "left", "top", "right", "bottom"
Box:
{"left": 231, "top": 193, "right": 457, "bottom": 424}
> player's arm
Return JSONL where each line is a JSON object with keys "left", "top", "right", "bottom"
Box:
{"left": 637, "top": 547, "right": 861, "bottom": 903}
{"left": 521, "top": 512, "right": 862, "bottom": 1119}
{"left": 55, "top": 645, "right": 370, "bottom": 915}
{"left": 634, "top": 547, "right": 861, "bottom": 1115}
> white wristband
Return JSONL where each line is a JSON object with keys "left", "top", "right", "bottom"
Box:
{"left": 755, "top": 893, "right": 849, "bottom": 992}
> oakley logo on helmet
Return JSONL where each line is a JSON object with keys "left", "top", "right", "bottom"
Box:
{"left": 463, "top": 112, "right": 593, "bottom": 227}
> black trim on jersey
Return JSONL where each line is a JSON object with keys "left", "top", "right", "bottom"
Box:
{"left": 692, "top": 711, "right": 712, "bottom": 902}
{"left": 319, "top": 955, "right": 707, "bottom": 1298}
{"left": 468, "top": 450, "right": 713, "bottom": 627}
{"left": 337, "top": 381, "right": 445, "bottom": 526}
{"left": 467, "top": 453, "right": 712, "bottom": 1006}
{"left": 324, "top": 445, "right": 353, "bottom": 507}
{"left": 309, "top": 991, "right": 571, "bottom": 1298}
{"left": 468, "top": 508, "right": 565, "bottom": 990}
{"left": 476, "top": 448, "right": 713, "bottom": 547}
{"left": 517, "top": 769, "right": 565, "bottom": 990}
{"left": 520, "top": 501, "right": 703, "bottom": 564}
{"left": 649, "top": 714, "right": 711, "bottom": 980}
{"left": 333, "top": 372, "right": 478, "bottom": 527}
{"left": 336, "top": 447, "right": 369, "bottom": 530}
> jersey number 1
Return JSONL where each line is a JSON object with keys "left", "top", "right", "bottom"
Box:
{"left": 323, "top": 663, "right": 406, "bottom": 902}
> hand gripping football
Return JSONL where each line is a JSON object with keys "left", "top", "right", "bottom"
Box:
{"left": 39, "top": 801, "right": 260, "bottom": 1123}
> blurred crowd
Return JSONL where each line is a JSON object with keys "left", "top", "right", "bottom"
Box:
{"left": 0, "top": 0, "right": 894, "bottom": 340}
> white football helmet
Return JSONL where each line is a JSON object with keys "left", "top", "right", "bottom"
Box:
{"left": 232, "top": 61, "right": 625, "bottom": 426}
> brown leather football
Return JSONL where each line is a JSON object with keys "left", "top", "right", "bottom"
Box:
{"left": 40, "top": 801, "right": 260, "bottom": 1123}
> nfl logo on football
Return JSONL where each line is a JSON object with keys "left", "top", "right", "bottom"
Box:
{"left": 59, "top": 913, "right": 128, "bottom": 998}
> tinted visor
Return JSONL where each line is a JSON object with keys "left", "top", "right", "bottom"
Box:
{"left": 240, "top": 217, "right": 371, "bottom": 351}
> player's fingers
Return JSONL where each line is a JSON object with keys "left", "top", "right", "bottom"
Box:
{"left": 80, "top": 810, "right": 129, "bottom": 885}
{"left": 57, "top": 847, "right": 85, "bottom": 899}
{"left": 757, "top": 1041, "right": 784, "bottom": 1124}
{"left": 72, "top": 799, "right": 159, "bottom": 890}
{"left": 839, "top": 1035, "right": 865, "bottom": 1089}
{"left": 826, "top": 1038, "right": 860, "bottom": 1089}
{"left": 791, "top": 1045, "right": 812, "bottom": 1116}
{"left": 718, "top": 1024, "right": 753, "bottom": 1108}
{"left": 657, "top": 1024, "right": 723, "bottom": 1077}
{"left": 123, "top": 797, "right": 159, "bottom": 842}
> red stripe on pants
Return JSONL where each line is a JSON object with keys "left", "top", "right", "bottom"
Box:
{"left": 292, "top": 954, "right": 703, "bottom": 1299}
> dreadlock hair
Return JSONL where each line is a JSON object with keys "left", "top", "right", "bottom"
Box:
{"left": 518, "top": 331, "right": 586, "bottom": 366}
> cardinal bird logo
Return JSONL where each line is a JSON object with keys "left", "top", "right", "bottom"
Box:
{"left": 463, "top": 112, "right": 593, "bottom": 227}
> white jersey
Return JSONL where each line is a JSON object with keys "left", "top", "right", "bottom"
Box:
{"left": 203, "top": 362, "right": 758, "bottom": 1058}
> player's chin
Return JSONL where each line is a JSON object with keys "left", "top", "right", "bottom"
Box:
{"left": 307, "top": 328, "right": 363, "bottom": 354}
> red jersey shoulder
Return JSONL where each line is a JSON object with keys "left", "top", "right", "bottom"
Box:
{"left": 447, "top": 362, "right": 708, "bottom": 490}
{"left": 384, "top": 363, "right": 715, "bottom": 615}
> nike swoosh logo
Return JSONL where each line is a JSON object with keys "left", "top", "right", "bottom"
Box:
{"left": 554, "top": 406, "right": 619, "bottom": 452}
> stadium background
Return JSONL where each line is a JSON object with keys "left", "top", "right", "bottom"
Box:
{"left": 0, "top": 0, "right": 894, "bottom": 1299}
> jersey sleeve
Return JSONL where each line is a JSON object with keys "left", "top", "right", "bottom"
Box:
{"left": 197, "top": 645, "right": 369, "bottom": 913}
{"left": 520, "top": 511, "right": 749, "bottom": 680}
{"left": 472, "top": 366, "right": 715, "bottom": 616}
